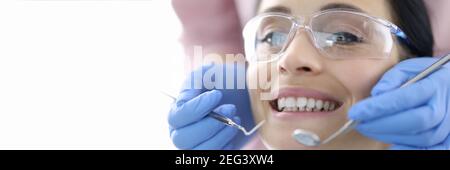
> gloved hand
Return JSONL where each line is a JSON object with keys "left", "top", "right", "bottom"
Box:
{"left": 348, "top": 57, "right": 450, "bottom": 150}
{"left": 168, "top": 63, "right": 254, "bottom": 150}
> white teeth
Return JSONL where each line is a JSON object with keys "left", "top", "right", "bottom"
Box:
{"left": 286, "top": 97, "right": 296, "bottom": 108}
{"left": 276, "top": 97, "right": 338, "bottom": 112}
{"left": 314, "top": 100, "right": 323, "bottom": 111}
{"left": 323, "top": 101, "right": 330, "bottom": 111}
{"left": 297, "top": 97, "right": 307, "bottom": 110}
{"left": 278, "top": 98, "right": 286, "bottom": 111}
{"left": 306, "top": 98, "right": 315, "bottom": 109}
{"left": 329, "top": 102, "right": 336, "bottom": 111}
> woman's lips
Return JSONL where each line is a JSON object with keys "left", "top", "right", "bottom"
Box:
{"left": 268, "top": 87, "right": 343, "bottom": 119}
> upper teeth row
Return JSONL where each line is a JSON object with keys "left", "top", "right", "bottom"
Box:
{"left": 277, "top": 97, "right": 337, "bottom": 112}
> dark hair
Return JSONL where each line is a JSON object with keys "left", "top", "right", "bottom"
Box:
{"left": 389, "top": 0, "right": 434, "bottom": 57}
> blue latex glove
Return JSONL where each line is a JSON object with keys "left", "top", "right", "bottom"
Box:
{"left": 348, "top": 58, "right": 450, "bottom": 150}
{"left": 168, "top": 63, "right": 254, "bottom": 150}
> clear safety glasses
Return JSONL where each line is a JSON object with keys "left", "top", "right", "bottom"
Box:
{"left": 242, "top": 9, "right": 408, "bottom": 63}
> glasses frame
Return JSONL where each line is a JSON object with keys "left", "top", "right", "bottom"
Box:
{"left": 243, "top": 9, "right": 408, "bottom": 63}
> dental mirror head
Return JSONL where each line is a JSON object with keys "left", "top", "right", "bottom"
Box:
{"left": 292, "top": 120, "right": 359, "bottom": 147}
{"left": 292, "top": 129, "right": 321, "bottom": 147}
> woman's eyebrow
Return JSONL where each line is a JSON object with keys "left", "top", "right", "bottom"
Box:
{"left": 262, "top": 4, "right": 364, "bottom": 14}
{"left": 320, "top": 3, "right": 364, "bottom": 12}
{"left": 262, "top": 6, "right": 292, "bottom": 14}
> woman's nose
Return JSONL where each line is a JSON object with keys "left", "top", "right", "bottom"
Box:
{"left": 277, "top": 31, "right": 323, "bottom": 76}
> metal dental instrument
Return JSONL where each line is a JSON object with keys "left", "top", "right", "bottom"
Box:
{"left": 161, "top": 91, "right": 265, "bottom": 136}
{"left": 293, "top": 54, "right": 450, "bottom": 147}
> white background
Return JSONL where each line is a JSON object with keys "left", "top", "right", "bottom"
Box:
{"left": 0, "top": 0, "right": 184, "bottom": 149}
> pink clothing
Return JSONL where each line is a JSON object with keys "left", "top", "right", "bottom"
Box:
{"left": 171, "top": 0, "right": 244, "bottom": 59}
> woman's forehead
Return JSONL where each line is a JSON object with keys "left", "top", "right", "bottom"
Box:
{"left": 259, "top": 0, "right": 393, "bottom": 20}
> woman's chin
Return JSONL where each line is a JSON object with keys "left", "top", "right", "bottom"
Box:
{"left": 256, "top": 124, "right": 313, "bottom": 149}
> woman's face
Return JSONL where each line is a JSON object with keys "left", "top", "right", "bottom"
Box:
{"left": 247, "top": 0, "right": 401, "bottom": 149}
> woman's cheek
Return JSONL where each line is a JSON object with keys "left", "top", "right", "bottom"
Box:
{"left": 333, "top": 60, "right": 396, "bottom": 102}
{"left": 246, "top": 65, "right": 258, "bottom": 90}
{"left": 246, "top": 63, "right": 276, "bottom": 94}
{"left": 247, "top": 64, "right": 267, "bottom": 123}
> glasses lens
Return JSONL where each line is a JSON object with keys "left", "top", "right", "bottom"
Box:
{"left": 246, "top": 15, "right": 293, "bottom": 62}
{"left": 311, "top": 12, "right": 393, "bottom": 59}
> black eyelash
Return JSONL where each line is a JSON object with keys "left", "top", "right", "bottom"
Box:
{"left": 329, "top": 32, "right": 364, "bottom": 45}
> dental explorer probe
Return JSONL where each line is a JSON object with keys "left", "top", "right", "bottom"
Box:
{"left": 161, "top": 91, "right": 265, "bottom": 136}
{"left": 293, "top": 54, "right": 450, "bottom": 147}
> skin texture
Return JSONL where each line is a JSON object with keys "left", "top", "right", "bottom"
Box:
{"left": 246, "top": 0, "right": 401, "bottom": 149}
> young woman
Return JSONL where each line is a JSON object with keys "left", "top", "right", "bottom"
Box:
{"left": 168, "top": 0, "right": 450, "bottom": 150}
{"left": 244, "top": 0, "right": 434, "bottom": 149}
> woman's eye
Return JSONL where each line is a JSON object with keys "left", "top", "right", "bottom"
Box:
{"left": 257, "top": 31, "right": 288, "bottom": 47}
{"left": 327, "top": 32, "right": 364, "bottom": 45}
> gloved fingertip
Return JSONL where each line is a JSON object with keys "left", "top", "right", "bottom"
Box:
{"left": 347, "top": 106, "right": 363, "bottom": 121}
{"left": 170, "top": 130, "right": 192, "bottom": 150}
{"left": 207, "top": 90, "right": 222, "bottom": 99}
{"left": 202, "top": 90, "right": 223, "bottom": 108}
{"left": 233, "top": 116, "right": 241, "bottom": 124}
{"left": 347, "top": 112, "right": 359, "bottom": 121}
{"left": 214, "top": 104, "right": 237, "bottom": 116}
{"left": 349, "top": 99, "right": 379, "bottom": 121}
{"left": 371, "top": 82, "right": 391, "bottom": 96}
